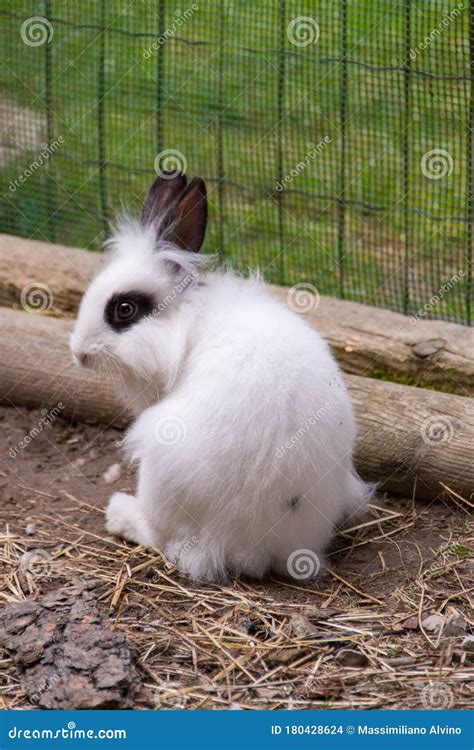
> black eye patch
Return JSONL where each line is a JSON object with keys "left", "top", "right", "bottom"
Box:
{"left": 105, "top": 292, "right": 155, "bottom": 332}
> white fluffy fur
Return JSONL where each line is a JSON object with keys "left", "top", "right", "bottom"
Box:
{"left": 71, "top": 220, "right": 371, "bottom": 582}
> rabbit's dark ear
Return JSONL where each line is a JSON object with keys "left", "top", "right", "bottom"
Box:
{"left": 166, "top": 177, "right": 208, "bottom": 253}
{"left": 141, "top": 172, "right": 187, "bottom": 227}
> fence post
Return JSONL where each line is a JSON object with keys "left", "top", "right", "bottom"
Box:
{"left": 276, "top": 0, "right": 287, "bottom": 284}
{"left": 337, "top": 0, "right": 348, "bottom": 299}
{"left": 217, "top": 0, "right": 226, "bottom": 262}
{"left": 97, "top": 0, "right": 108, "bottom": 237}
{"left": 44, "top": 0, "right": 56, "bottom": 242}
{"left": 155, "top": 0, "right": 166, "bottom": 156}
{"left": 402, "top": 0, "right": 412, "bottom": 316}
{"left": 467, "top": 0, "right": 473, "bottom": 326}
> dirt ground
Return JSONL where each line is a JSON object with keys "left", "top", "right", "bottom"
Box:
{"left": 0, "top": 403, "right": 472, "bottom": 710}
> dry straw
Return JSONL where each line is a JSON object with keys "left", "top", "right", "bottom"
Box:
{"left": 1, "top": 489, "right": 472, "bottom": 710}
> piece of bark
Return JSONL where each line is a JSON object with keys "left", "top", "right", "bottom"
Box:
{"left": 1, "top": 233, "right": 472, "bottom": 395}
{"left": 0, "top": 579, "right": 140, "bottom": 709}
{"left": 0, "top": 306, "right": 472, "bottom": 501}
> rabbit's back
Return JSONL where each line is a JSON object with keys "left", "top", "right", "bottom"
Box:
{"left": 184, "top": 274, "right": 355, "bottom": 456}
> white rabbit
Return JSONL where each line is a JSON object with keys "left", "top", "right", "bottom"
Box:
{"left": 70, "top": 172, "right": 371, "bottom": 582}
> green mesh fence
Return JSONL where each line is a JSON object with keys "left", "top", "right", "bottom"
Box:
{"left": 1, "top": 1, "right": 472, "bottom": 324}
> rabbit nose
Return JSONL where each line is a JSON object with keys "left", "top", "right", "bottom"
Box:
{"left": 73, "top": 349, "right": 88, "bottom": 365}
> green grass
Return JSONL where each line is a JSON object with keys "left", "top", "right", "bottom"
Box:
{"left": 0, "top": 0, "right": 471, "bottom": 322}
{"left": 450, "top": 544, "right": 470, "bottom": 559}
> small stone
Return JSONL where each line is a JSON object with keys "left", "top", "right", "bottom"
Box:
{"left": 461, "top": 635, "right": 474, "bottom": 654}
{"left": 334, "top": 648, "right": 369, "bottom": 667}
{"left": 461, "top": 636, "right": 474, "bottom": 664}
{"left": 412, "top": 338, "right": 446, "bottom": 358}
{"left": 401, "top": 615, "right": 419, "bottom": 630}
{"left": 25, "top": 523, "right": 35, "bottom": 536}
{"left": 102, "top": 463, "right": 122, "bottom": 484}
{"left": 422, "top": 613, "right": 444, "bottom": 634}
{"left": 290, "top": 615, "right": 318, "bottom": 638}
{"left": 444, "top": 609, "right": 466, "bottom": 637}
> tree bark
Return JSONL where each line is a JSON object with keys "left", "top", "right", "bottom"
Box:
{"left": 1, "top": 233, "right": 473, "bottom": 395}
{"left": 1, "top": 306, "right": 472, "bottom": 501}
{"left": 0, "top": 579, "right": 140, "bottom": 709}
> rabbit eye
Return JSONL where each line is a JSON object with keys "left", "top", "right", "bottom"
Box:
{"left": 105, "top": 292, "right": 154, "bottom": 331}
{"left": 116, "top": 300, "right": 137, "bottom": 320}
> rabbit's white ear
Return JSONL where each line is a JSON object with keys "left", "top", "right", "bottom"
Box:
{"left": 141, "top": 173, "right": 208, "bottom": 253}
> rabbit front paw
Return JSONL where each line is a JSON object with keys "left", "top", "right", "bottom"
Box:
{"left": 105, "top": 492, "right": 152, "bottom": 548}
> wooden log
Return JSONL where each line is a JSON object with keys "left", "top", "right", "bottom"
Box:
{"left": 0, "top": 306, "right": 126, "bottom": 429}
{"left": 349, "top": 375, "right": 473, "bottom": 502}
{"left": 0, "top": 233, "right": 102, "bottom": 315}
{"left": 270, "top": 287, "right": 474, "bottom": 397}
{"left": 1, "top": 233, "right": 472, "bottom": 395}
{"left": 1, "top": 306, "right": 472, "bottom": 501}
